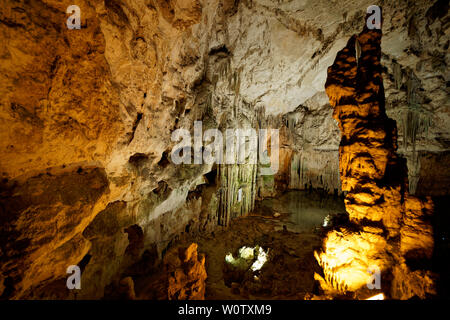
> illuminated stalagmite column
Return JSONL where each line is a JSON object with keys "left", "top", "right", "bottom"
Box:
{"left": 315, "top": 12, "right": 435, "bottom": 299}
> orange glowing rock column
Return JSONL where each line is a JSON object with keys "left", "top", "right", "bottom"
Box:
{"left": 315, "top": 14, "right": 435, "bottom": 299}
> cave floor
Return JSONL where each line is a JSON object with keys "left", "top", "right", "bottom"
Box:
{"left": 194, "top": 215, "right": 323, "bottom": 300}
{"left": 134, "top": 191, "right": 345, "bottom": 300}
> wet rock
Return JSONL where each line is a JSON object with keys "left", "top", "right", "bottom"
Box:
{"left": 0, "top": 0, "right": 447, "bottom": 299}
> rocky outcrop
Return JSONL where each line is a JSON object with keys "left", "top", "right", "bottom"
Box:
{"left": 315, "top": 12, "right": 436, "bottom": 299}
{"left": 165, "top": 243, "right": 207, "bottom": 300}
{"left": 0, "top": 0, "right": 447, "bottom": 299}
{"left": 0, "top": 165, "right": 110, "bottom": 298}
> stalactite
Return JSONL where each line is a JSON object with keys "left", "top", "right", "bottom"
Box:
{"left": 288, "top": 150, "right": 341, "bottom": 194}
{"left": 400, "top": 70, "right": 432, "bottom": 152}
{"left": 401, "top": 105, "right": 432, "bottom": 152}
{"left": 393, "top": 61, "right": 402, "bottom": 90}
{"left": 218, "top": 163, "right": 257, "bottom": 226}
{"left": 212, "top": 48, "right": 260, "bottom": 226}
{"left": 406, "top": 151, "right": 421, "bottom": 194}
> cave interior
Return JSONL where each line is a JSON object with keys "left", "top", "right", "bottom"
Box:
{"left": 0, "top": 0, "right": 449, "bottom": 300}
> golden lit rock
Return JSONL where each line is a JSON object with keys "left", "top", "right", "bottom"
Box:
{"left": 318, "top": 12, "right": 436, "bottom": 299}
{"left": 315, "top": 228, "right": 390, "bottom": 294}
{"left": 165, "top": 243, "right": 207, "bottom": 300}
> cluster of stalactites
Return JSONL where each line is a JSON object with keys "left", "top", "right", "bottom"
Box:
{"left": 217, "top": 163, "right": 257, "bottom": 226}
{"left": 288, "top": 150, "right": 341, "bottom": 194}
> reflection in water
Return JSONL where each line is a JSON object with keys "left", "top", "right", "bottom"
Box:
{"left": 255, "top": 191, "right": 345, "bottom": 232}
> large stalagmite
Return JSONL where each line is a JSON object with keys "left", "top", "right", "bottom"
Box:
{"left": 315, "top": 12, "right": 435, "bottom": 299}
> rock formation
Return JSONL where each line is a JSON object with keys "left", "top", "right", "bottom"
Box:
{"left": 315, "top": 11, "right": 436, "bottom": 299}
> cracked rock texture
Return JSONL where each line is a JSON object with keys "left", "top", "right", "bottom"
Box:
{"left": 165, "top": 243, "right": 207, "bottom": 300}
{"left": 0, "top": 0, "right": 448, "bottom": 299}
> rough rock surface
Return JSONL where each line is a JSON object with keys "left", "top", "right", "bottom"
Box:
{"left": 0, "top": 0, "right": 448, "bottom": 299}
{"left": 165, "top": 243, "right": 207, "bottom": 300}
{"left": 315, "top": 16, "right": 435, "bottom": 299}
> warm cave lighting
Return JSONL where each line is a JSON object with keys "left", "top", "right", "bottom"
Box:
{"left": 365, "top": 293, "right": 385, "bottom": 300}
